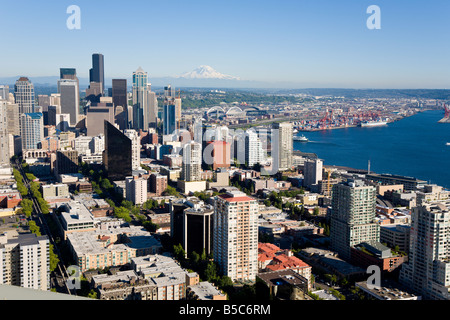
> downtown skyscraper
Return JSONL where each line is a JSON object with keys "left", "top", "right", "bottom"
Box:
{"left": 20, "top": 112, "right": 44, "bottom": 151}
{"left": 14, "top": 77, "right": 35, "bottom": 114}
{"left": 132, "top": 67, "right": 157, "bottom": 131}
{"left": 58, "top": 79, "right": 79, "bottom": 127}
{"left": 163, "top": 85, "right": 177, "bottom": 136}
{"left": 89, "top": 53, "right": 105, "bottom": 95}
{"left": 112, "top": 79, "right": 128, "bottom": 130}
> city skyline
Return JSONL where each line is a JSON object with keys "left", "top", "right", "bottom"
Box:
{"left": 0, "top": 0, "right": 449, "bottom": 89}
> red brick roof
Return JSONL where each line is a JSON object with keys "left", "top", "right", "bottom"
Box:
{"left": 258, "top": 242, "right": 311, "bottom": 271}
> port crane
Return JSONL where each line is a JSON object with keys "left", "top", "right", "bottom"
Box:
{"left": 444, "top": 104, "right": 450, "bottom": 119}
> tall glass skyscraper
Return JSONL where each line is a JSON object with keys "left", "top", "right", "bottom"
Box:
{"left": 89, "top": 53, "right": 104, "bottom": 95}
{"left": 163, "top": 85, "right": 177, "bottom": 135}
{"left": 132, "top": 68, "right": 149, "bottom": 131}
{"left": 14, "top": 77, "right": 35, "bottom": 114}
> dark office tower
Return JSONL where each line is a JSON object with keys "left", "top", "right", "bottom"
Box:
{"left": 163, "top": 101, "right": 177, "bottom": 135}
{"left": 55, "top": 150, "right": 79, "bottom": 176}
{"left": 112, "top": 79, "right": 128, "bottom": 129}
{"left": 14, "top": 77, "right": 35, "bottom": 114}
{"left": 184, "top": 205, "right": 214, "bottom": 256}
{"left": 89, "top": 53, "right": 105, "bottom": 95}
{"left": 169, "top": 200, "right": 189, "bottom": 247}
{"left": 103, "top": 120, "right": 132, "bottom": 180}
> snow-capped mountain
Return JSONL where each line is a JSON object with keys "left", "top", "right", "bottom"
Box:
{"left": 178, "top": 65, "right": 241, "bottom": 80}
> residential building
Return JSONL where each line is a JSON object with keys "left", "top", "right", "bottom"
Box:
{"left": 149, "top": 173, "right": 167, "bottom": 196}
{"left": 330, "top": 179, "right": 380, "bottom": 261}
{"left": 125, "top": 176, "right": 147, "bottom": 205}
{"left": 272, "top": 122, "right": 293, "bottom": 172}
{"left": 213, "top": 191, "right": 259, "bottom": 282}
{"left": 181, "top": 141, "right": 202, "bottom": 182}
{"left": 399, "top": 200, "right": 450, "bottom": 300}
{"left": 67, "top": 226, "right": 162, "bottom": 272}
{"left": 131, "top": 254, "right": 200, "bottom": 300}
{"left": 187, "top": 281, "right": 226, "bottom": 300}
{"left": 303, "top": 158, "right": 323, "bottom": 189}
{"left": 0, "top": 232, "right": 50, "bottom": 291}
{"left": 91, "top": 270, "right": 157, "bottom": 300}
{"left": 245, "top": 129, "right": 265, "bottom": 167}
{"left": 124, "top": 129, "right": 141, "bottom": 171}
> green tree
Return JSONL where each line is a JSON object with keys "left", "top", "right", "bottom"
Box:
{"left": 114, "top": 206, "right": 131, "bottom": 223}
{"left": 173, "top": 243, "right": 186, "bottom": 262}
{"left": 28, "top": 221, "right": 41, "bottom": 236}
{"left": 87, "top": 290, "right": 98, "bottom": 299}
{"left": 21, "top": 199, "right": 34, "bottom": 217}
{"left": 49, "top": 244, "right": 59, "bottom": 272}
{"left": 204, "top": 261, "right": 218, "bottom": 282}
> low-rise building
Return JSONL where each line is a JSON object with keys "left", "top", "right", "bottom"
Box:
{"left": 257, "top": 269, "right": 311, "bottom": 300}
{"left": 258, "top": 243, "right": 312, "bottom": 289}
{"left": 131, "top": 254, "right": 200, "bottom": 300}
{"left": 91, "top": 270, "right": 157, "bottom": 300}
{"left": 186, "top": 281, "right": 227, "bottom": 301}
{"left": 67, "top": 226, "right": 162, "bottom": 272}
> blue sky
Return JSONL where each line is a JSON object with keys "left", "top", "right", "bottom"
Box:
{"left": 1, "top": 0, "right": 449, "bottom": 88}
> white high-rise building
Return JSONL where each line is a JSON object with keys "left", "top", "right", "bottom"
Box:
{"left": 20, "top": 112, "right": 44, "bottom": 151}
{"left": 0, "top": 233, "right": 50, "bottom": 291}
{"left": 272, "top": 122, "right": 293, "bottom": 172}
{"left": 89, "top": 134, "right": 105, "bottom": 155}
{"left": 213, "top": 191, "right": 259, "bottom": 282}
{"left": 125, "top": 176, "right": 147, "bottom": 205}
{"left": 0, "top": 85, "right": 9, "bottom": 101}
{"left": 400, "top": 199, "right": 450, "bottom": 300}
{"left": 124, "top": 129, "right": 141, "bottom": 171}
{"left": 304, "top": 158, "right": 323, "bottom": 189}
{"left": 181, "top": 141, "right": 202, "bottom": 182}
{"left": 245, "top": 129, "right": 265, "bottom": 167}
{"left": 0, "top": 101, "right": 10, "bottom": 164}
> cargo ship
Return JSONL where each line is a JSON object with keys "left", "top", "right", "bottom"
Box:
{"left": 359, "top": 120, "right": 387, "bottom": 127}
